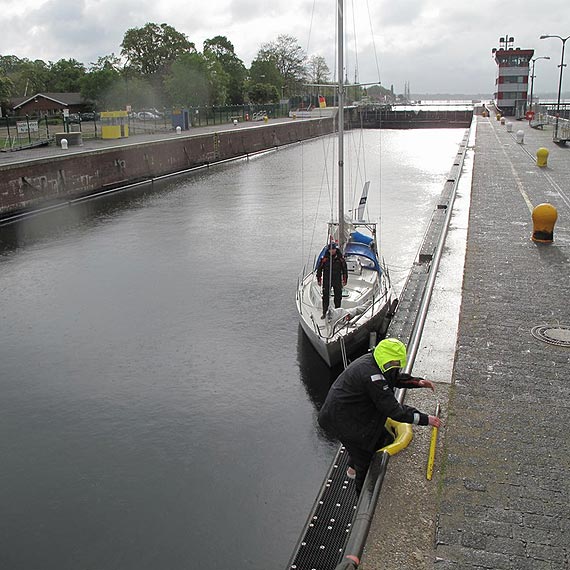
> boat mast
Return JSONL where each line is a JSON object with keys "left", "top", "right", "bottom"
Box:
{"left": 337, "top": 0, "right": 345, "bottom": 245}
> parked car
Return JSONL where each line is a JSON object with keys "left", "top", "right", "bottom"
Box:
{"left": 137, "top": 111, "right": 160, "bottom": 120}
{"left": 80, "top": 111, "right": 99, "bottom": 121}
{"left": 68, "top": 113, "right": 81, "bottom": 123}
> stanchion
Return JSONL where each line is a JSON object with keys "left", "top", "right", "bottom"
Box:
{"left": 426, "top": 403, "right": 441, "bottom": 481}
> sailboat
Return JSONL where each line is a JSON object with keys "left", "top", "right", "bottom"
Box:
{"left": 295, "top": 0, "right": 396, "bottom": 368}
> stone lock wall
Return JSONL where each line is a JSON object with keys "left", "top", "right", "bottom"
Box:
{"left": 0, "top": 118, "right": 334, "bottom": 216}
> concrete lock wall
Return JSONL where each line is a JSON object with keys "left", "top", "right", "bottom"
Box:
{"left": 0, "top": 118, "right": 334, "bottom": 216}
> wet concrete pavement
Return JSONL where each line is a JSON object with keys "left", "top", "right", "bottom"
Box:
{"left": 361, "top": 115, "right": 569, "bottom": 569}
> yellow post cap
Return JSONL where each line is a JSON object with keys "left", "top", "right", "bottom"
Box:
{"left": 532, "top": 203, "right": 558, "bottom": 243}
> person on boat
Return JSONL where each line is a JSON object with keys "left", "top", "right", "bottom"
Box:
{"left": 317, "top": 338, "right": 441, "bottom": 495}
{"left": 316, "top": 242, "right": 348, "bottom": 319}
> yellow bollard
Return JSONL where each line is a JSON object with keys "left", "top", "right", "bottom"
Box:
{"left": 496, "top": 113, "right": 501, "bottom": 121}
{"left": 264, "top": 115, "right": 268, "bottom": 123}
{"left": 531, "top": 203, "right": 558, "bottom": 243}
{"left": 536, "top": 147, "right": 549, "bottom": 167}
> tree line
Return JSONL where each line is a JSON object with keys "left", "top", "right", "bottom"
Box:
{"left": 0, "top": 23, "right": 344, "bottom": 112}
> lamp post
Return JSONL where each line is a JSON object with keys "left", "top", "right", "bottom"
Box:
{"left": 529, "top": 56, "right": 550, "bottom": 111}
{"left": 540, "top": 34, "right": 570, "bottom": 140}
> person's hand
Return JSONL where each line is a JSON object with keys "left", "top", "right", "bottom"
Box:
{"left": 317, "top": 278, "right": 322, "bottom": 286}
{"left": 419, "top": 378, "right": 435, "bottom": 391}
{"left": 428, "top": 415, "right": 441, "bottom": 428}
{"left": 342, "top": 277, "right": 347, "bottom": 286}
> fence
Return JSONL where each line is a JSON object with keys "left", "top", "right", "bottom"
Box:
{"left": 1, "top": 103, "right": 290, "bottom": 152}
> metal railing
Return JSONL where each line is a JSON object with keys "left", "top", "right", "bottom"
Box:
{"left": 1, "top": 104, "right": 291, "bottom": 152}
{"left": 530, "top": 111, "right": 570, "bottom": 141}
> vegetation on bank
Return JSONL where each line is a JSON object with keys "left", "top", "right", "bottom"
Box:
{"left": 0, "top": 23, "right": 394, "bottom": 114}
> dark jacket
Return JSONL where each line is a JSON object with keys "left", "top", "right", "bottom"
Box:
{"left": 316, "top": 250, "right": 348, "bottom": 283}
{"left": 318, "top": 353, "right": 429, "bottom": 451}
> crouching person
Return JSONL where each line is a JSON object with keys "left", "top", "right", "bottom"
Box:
{"left": 318, "top": 338, "right": 441, "bottom": 495}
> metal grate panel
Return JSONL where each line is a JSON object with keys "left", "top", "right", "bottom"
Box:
{"left": 288, "top": 446, "right": 358, "bottom": 570}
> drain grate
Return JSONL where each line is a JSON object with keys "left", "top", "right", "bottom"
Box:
{"left": 531, "top": 325, "right": 570, "bottom": 347}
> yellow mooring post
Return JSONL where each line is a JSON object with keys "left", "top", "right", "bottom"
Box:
{"left": 426, "top": 403, "right": 441, "bottom": 481}
{"left": 536, "top": 147, "right": 549, "bottom": 167}
{"left": 532, "top": 203, "right": 558, "bottom": 243}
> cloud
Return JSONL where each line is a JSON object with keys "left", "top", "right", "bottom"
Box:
{"left": 0, "top": 0, "right": 569, "bottom": 94}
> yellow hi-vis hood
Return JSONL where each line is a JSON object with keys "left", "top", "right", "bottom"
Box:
{"left": 373, "top": 338, "right": 407, "bottom": 373}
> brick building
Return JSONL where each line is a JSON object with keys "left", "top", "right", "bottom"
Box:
{"left": 10, "top": 92, "right": 86, "bottom": 116}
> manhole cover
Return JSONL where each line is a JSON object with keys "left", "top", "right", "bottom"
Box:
{"left": 531, "top": 325, "right": 570, "bottom": 347}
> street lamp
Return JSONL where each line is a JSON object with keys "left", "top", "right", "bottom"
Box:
{"left": 529, "top": 56, "right": 550, "bottom": 110}
{"left": 540, "top": 34, "right": 570, "bottom": 141}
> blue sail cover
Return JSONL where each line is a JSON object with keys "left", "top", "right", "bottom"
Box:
{"left": 344, "top": 242, "right": 381, "bottom": 273}
{"left": 314, "top": 242, "right": 381, "bottom": 273}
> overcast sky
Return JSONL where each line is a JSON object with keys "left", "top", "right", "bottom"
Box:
{"left": 2, "top": 0, "right": 569, "bottom": 96}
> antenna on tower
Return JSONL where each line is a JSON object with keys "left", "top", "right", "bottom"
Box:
{"left": 498, "top": 35, "right": 515, "bottom": 50}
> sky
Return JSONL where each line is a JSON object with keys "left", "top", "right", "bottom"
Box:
{"left": 1, "top": 0, "right": 569, "bottom": 97}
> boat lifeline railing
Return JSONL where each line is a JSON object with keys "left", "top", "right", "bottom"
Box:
{"left": 333, "top": 126, "right": 472, "bottom": 570}
{"left": 328, "top": 273, "right": 392, "bottom": 338}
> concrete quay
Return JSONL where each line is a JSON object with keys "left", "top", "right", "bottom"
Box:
{"left": 361, "top": 115, "right": 569, "bottom": 569}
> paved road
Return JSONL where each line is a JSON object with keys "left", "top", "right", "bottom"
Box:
{"left": 362, "top": 115, "right": 569, "bottom": 569}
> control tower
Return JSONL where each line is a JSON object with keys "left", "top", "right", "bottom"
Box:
{"left": 492, "top": 35, "right": 534, "bottom": 118}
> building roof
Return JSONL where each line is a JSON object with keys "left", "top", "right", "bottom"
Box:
{"left": 12, "top": 92, "right": 84, "bottom": 109}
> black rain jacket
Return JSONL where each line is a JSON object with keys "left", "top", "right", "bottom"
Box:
{"left": 318, "top": 353, "right": 429, "bottom": 452}
{"left": 316, "top": 250, "right": 348, "bottom": 283}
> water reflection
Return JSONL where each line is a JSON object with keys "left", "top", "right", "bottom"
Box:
{"left": 296, "top": 325, "right": 340, "bottom": 410}
{"left": 0, "top": 129, "right": 466, "bottom": 570}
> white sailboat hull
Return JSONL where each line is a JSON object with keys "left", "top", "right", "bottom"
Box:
{"left": 296, "top": 269, "right": 394, "bottom": 367}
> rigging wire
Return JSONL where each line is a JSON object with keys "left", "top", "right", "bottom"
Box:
{"left": 365, "top": 0, "right": 383, "bottom": 246}
{"left": 304, "top": 0, "right": 317, "bottom": 56}
{"left": 365, "top": 0, "right": 382, "bottom": 82}
{"left": 350, "top": 0, "right": 359, "bottom": 85}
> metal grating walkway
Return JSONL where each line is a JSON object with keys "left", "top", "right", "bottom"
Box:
{"left": 288, "top": 446, "right": 358, "bottom": 569}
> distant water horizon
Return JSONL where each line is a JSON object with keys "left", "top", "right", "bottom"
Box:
{"left": 409, "top": 92, "right": 570, "bottom": 101}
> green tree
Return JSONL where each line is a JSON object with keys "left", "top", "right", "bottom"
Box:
{"left": 203, "top": 35, "right": 246, "bottom": 104}
{"left": 256, "top": 35, "right": 307, "bottom": 97}
{"left": 46, "top": 59, "right": 86, "bottom": 92}
{"left": 206, "top": 59, "right": 230, "bottom": 106}
{"left": 0, "top": 74, "right": 14, "bottom": 102}
{"left": 164, "top": 52, "right": 210, "bottom": 107}
{"left": 249, "top": 58, "right": 282, "bottom": 86}
{"left": 248, "top": 58, "right": 283, "bottom": 102}
{"left": 366, "top": 84, "right": 393, "bottom": 103}
{"left": 0, "top": 55, "right": 23, "bottom": 75}
{"left": 121, "top": 23, "right": 195, "bottom": 77}
{"left": 307, "top": 55, "right": 330, "bottom": 84}
{"left": 81, "top": 56, "right": 123, "bottom": 110}
{"left": 247, "top": 83, "right": 280, "bottom": 104}
{"left": 122, "top": 75, "right": 159, "bottom": 110}
{"left": 89, "top": 54, "right": 122, "bottom": 72}
{"left": 1, "top": 57, "right": 51, "bottom": 96}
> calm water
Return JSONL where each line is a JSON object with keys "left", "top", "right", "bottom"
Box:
{"left": 0, "top": 129, "right": 464, "bottom": 570}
